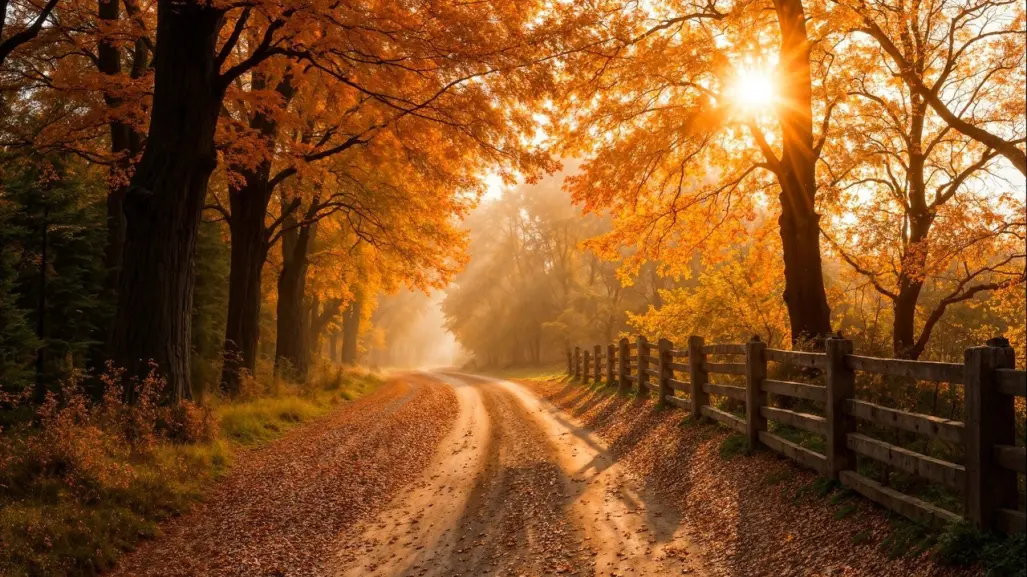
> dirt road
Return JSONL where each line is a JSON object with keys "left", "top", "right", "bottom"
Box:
{"left": 112, "top": 372, "right": 704, "bottom": 577}
{"left": 329, "top": 372, "right": 705, "bottom": 577}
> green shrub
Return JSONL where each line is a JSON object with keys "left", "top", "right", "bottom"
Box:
{"left": 719, "top": 433, "right": 750, "bottom": 460}
{"left": 935, "top": 522, "right": 1026, "bottom": 577}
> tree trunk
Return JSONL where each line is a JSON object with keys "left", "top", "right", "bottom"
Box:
{"left": 773, "top": 0, "right": 833, "bottom": 347}
{"left": 98, "top": 0, "right": 146, "bottom": 296}
{"left": 275, "top": 212, "right": 316, "bottom": 380}
{"left": 340, "top": 291, "right": 363, "bottom": 365}
{"left": 109, "top": 2, "right": 224, "bottom": 401}
{"left": 329, "top": 331, "right": 339, "bottom": 363}
{"left": 891, "top": 96, "right": 932, "bottom": 360}
{"left": 219, "top": 74, "right": 293, "bottom": 395}
{"left": 221, "top": 187, "right": 270, "bottom": 394}
{"left": 309, "top": 297, "right": 342, "bottom": 360}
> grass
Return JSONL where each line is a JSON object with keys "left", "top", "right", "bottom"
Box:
{"left": 934, "top": 523, "right": 1026, "bottom": 577}
{"left": 0, "top": 367, "right": 381, "bottom": 577}
{"left": 481, "top": 362, "right": 569, "bottom": 383}
{"left": 217, "top": 367, "right": 380, "bottom": 446}
{"left": 718, "top": 433, "right": 751, "bottom": 460}
{"left": 0, "top": 439, "right": 233, "bottom": 575}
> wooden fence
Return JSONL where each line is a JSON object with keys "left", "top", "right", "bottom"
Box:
{"left": 566, "top": 335, "right": 1026, "bottom": 534}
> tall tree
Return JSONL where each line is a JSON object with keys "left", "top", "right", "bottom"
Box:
{"left": 822, "top": 6, "right": 1026, "bottom": 358}
{"left": 111, "top": 0, "right": 563, "bottom": 398}
{"left": 559, "top": 0, "right": 843, "bottom": 346}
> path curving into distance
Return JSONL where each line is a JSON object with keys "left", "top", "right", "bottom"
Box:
{"left": 329, "top": 372, "right": 705, "bottom": 577}
{"left": 111, "top": 372, "right": 705, "bottom": 577}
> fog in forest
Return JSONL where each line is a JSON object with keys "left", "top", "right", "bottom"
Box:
{"left": 365, "top": 291, "right": 465, "bottom": 369}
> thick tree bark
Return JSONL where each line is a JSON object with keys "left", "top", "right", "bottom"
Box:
{"left": 340, "top": 291, "right": 363, "bottom": 365}
{"left": 773, "top": 0, "right": 833, "bottom": 346}
{"left": 109, "top": 2, "right": 224, "bottom": 401}
{"left": 275, "top": 210, "right": 316, "bottom": 380}
{"left": 221, "top": 189, "right": 270, "bottom": 393}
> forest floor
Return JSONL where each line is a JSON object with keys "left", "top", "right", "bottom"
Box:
{"left": 110, "top": 372, "right": 978, "bottom": 577}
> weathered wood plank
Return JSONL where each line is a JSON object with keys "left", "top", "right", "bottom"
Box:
{"left": 702, "top": 382, "right": 746, "bottom": 402}
{"left": 758, "top": 431, "right": 828, "bottom": 474}
{"left": 995, "top": 369, "right": 1027, "bottom": 397}
{"left": 665, "top": 395, "right": 692, "bottom": 411}
{"left": 627, "top": 342, "right": 638, "bottom": 350}
{"left": 625, "top": 375, "right": 637, "bottom": 383}
{"left": 668, "top": 377, "right": 690, "bottom": 392}
{"left": 618, "top": 338, "right": 631, "bottom": 394}
{"left": 702, "top": 343, "right": 746, "bottom": 355}
{"left": 761, "top": 379, "right": 827, "bottom": 403}
{"left": 670, "top": 349, "right": 689, "bottom": 359}
{"left": 636, "top": 335, "right": 651, "bottom": 398}
{"left": 760, "top": 406, "right": 827, "bottom": 436}
{"left": 646, "top": 382, "right": 660, "bottom": 394}
{"left": 994, "top": 445, "right": 1026, "bottom": 474}
{"left": 765, "top": 349, "right": 828, "bottom": 370}
{"left": 657, "top": 338, "right": 675, "bottom": 408}
{"left": 845, "top": 399, "right": 964, "bottom": 444}
{"left": 689, "top": 336, "right": 708, "bottom": 423}
{"left": 847, "top": 433, "right": 965, "bottom": 490}
{"left": 643, "top": 368, "right": 660, "bottom": 378}
{"left": 839, "top": 470, "right": 963, "bottom": 529}
{"left": 700, "top": 406, "right": 747, "bottom": 434}
{"left": 997, "top": 509, "right": 1026, "bottom": 534}
{"left": 745, "top": 338, "right": 768, "bottom": 450}
{"left": 964, "top": 344, "right": 1018, "bottom": 531}
{"left": 704, "top": 361, "right": 746, "bottom": 376}
{"left": 846, "top": 355, "right": 964, "bottom": 384}
{"left": 826, "top": 338, "right": 856, "bottom": 480}
{"left": 668, "top": 361, "right": 690, "bottom": 373}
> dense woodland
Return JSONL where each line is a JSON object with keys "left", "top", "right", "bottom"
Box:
{"left": 0, "top": 0, "right": 1024, "bottom": 572}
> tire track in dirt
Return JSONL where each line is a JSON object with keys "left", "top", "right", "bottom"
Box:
{"left": 330, "top": 372, "right": 705, "bottom": 577}
{"left": 111, "top": 375, "right": 458, "bottom": 577}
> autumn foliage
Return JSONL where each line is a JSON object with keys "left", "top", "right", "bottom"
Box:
{"left": 0, "top": 0, "right": 1024, "bottom": 572}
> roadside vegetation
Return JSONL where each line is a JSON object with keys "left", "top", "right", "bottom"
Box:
{"left": 479, "top": 362, "right": 567, "bottom": 383}
{"left": 0, "top": 365, "right": 380, "bottom": 576}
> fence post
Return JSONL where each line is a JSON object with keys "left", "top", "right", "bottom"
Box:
{"left": 607, "top": 344, "right": 615, "bottom": 385}
{"left": 583, "top": 348, "right": 591, "bottom": 383}
{"left": 744, "top": 336, "right": 767, "bottom": 448}
{"left": 825, "top": 337, "right": 855, "bottom": 480}
{"left": 567, "top": 347, "right": 573, "bottom": 376}
{"left": 593, "top": 345, "right": 602, "bottom": 385}
{"left": 618, "top": 338, "right": 630, "bottom": 394}
{"left": 636, "top": 335, "right": 650, "bottom": 398}
{"left": 688, "top": 336, "right": 708, "bottom": 420}
{"left": 574, "top": 346, "right": 581, "bottom": 380}
{"left": 964, "top": 338, "right": 1017, "bottom": 530}
{"left": 658, "top": 338, "right": 673, "bottom": 407}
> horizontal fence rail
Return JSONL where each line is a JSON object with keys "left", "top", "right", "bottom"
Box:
{"left": 567, "top": 334, "right": 1026, "bottom": 534}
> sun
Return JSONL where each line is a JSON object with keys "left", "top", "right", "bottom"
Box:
{"left": 730, "top": 66, "right": 777, "bottom": 111}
